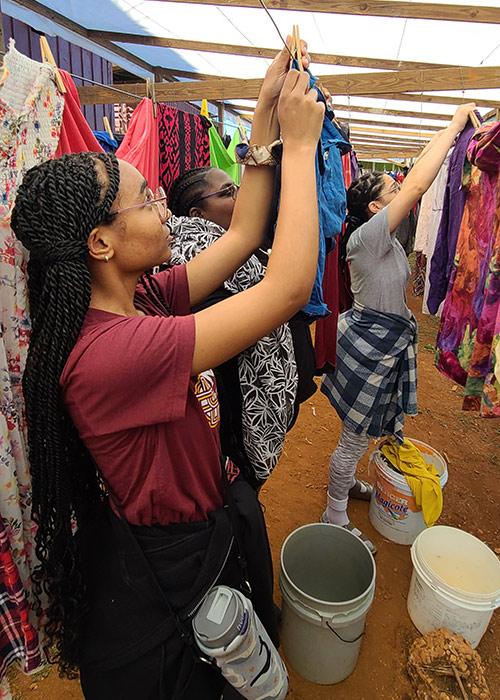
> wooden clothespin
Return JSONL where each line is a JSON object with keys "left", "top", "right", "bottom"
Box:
{"left": 151, "top": 77, "right": 157, "bottom": 119}
{"left": 237, "top": 116, "right": 249, "bottom": 144}
{"left": 103, "top": 116, "right": 114, "bottom": 141}
{"left": 39, "top": 35, "right": 66, "bottom": 93}
{"left": 0, "top": 63, "right": 9, "bottom": 88}
{"left": 496, "top": 108, "right": 500, "bottom": 122}
{"left": 468, "top": 109, "right": 481, "bottom": 130}
{"left": 291, "top": 25, "right": 304, "bottom": 72}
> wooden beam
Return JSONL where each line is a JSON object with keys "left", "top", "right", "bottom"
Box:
{"left": 356, "top": 92, "right": 500, "bottom": 109}
{"left": 351, "top": 126, "right": 433, "bottom": 138}
{"left": 78, "top": 65, "right": 500, "bottom": 104}
{"left": 88, "top": 31, "right": 457, "bottom": 72}
{"left": 13, "top": 0, "right": 155, "bottom": 75}
{"left": 352, "top": 136, "right": 429, "bottom": 147}
{"left": 229, "top": 101, "right": 458, "bottom": 122}
{"left": 356, "top": 152, "right": 420, "bottom": 159}
{"left": 158, "top": 0, "right": 500, "bottom": 24}
{"left": 342, "top": 116, "right": 442, "bottom": 131}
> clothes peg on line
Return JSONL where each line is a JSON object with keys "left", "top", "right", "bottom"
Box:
{"left": 469, "top": 110, "right": 481, "bottom": 130}
{"left": 291, "top": 25, "right": 304, "bottom": 72}
{"left": 39, "top": 36, "right": 66, "bottom": 93}
{"left": 103, "top": 116, "right": 114, "bottom": 141}
{"left": 151, "top": 78, "right": 157, "bottom": 118}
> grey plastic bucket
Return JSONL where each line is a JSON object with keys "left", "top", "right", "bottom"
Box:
{"left": 279, "top": 523, "right": 376, "bottom": 685}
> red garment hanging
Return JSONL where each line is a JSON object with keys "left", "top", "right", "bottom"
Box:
{"left": 116, "top": 98, "right": 159, "bottom": 190}
{"left": 314, "top": 153, "right": 353, "bottom": 372}
{"left": 55, "top": 70, "right": 103, "bottom": 157}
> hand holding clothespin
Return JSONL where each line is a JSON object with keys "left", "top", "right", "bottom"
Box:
{"left": 39, "top": 36, "right": 66, "bottom": 94}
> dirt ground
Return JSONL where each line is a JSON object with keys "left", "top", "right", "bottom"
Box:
{"left": 9, "top": 294, "right": 499, "bottom": 699}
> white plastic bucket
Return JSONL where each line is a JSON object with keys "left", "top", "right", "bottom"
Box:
{"left": 407, "top": 526, "right": 500, "bottom": 648}
{"left": 279, "top": 523, "right": 376, "bottom": 685}
{"left": 368, "top": 438, "right": 448, "bottom": 545}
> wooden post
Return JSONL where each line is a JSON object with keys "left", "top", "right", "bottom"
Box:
{"left": 0, "top": 10, "right": 6, "bottom": 56}
{"left": 217, "top": 101, "right": 225, "bottom": 138}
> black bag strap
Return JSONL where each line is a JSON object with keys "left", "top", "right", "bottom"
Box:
{"left": 220, "top": 457, "right": 252, "bottom": 596}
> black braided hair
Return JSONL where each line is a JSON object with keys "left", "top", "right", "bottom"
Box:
{"left": 10, "top": 152, "right": 122, "bottom": 675}
{"left": 168, "top": 166, "right": 212, "bottom": 216}
{"left": 341, "top": 171, "right": 386, "bottom": 262}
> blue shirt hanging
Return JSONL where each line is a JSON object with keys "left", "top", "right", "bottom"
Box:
{"left": 294, "top": 65, "right": 351, "bottom": 318}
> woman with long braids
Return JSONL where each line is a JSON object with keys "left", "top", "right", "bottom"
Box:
{"left": 321, "top": 104, "right": 476, "bottom": 554}
{"left": 11, "top": 47, "right": 324, "bottom": 699}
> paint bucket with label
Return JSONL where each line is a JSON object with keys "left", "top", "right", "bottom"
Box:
{"left": 368, "top": 438, "right": 448, "bottom": 545}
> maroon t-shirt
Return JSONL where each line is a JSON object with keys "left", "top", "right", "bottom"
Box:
{"left": 60, "top": 264, "right": 224, "bottom": 526}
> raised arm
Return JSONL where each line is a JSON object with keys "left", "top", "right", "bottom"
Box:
{"left": 185, "top": 40, "right": 308, "bottom": 307}
{"left": 191, "top": 71, "right": 324, "bottom": 376}
{"left": 386, "top": 103, "right": 476, "bottom": 233}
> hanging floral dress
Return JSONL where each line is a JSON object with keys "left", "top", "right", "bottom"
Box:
{"left": 0, "top": 40, "right": 64, "bottom": 692}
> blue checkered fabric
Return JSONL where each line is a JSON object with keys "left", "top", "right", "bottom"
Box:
{"left": 321, "top": 305, "right": 417, "bottom": 441}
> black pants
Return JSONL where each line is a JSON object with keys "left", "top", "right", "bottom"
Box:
{"left": 79, "top": 478, "right": 277, "bottom": 699}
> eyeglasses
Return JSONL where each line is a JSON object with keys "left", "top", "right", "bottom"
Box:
{"left": 378, "top": 181, "right": 401, "bottom": 199}
{"left": 112, "top": 187, "right": 169, "bottom": 219}
{"left": 193, "top": 183, "right": 239, "bottom": 205}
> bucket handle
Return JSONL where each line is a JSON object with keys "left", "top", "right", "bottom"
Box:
{"left": 326, "top": 621, "right": 365, "bottom": 644}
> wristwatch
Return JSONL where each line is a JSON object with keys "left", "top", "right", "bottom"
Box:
{"left": 235, "top": 139, "right": 283, "bottom": 167}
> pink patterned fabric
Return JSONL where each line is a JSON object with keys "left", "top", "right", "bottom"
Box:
{"left": 116, "top": 98, "right": 159, "bottom": 189}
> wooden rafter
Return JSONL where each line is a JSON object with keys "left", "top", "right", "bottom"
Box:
{"left": 355, "top": 92, "right": 500, "bottom": 108}
{"left": 228, "top": 102, "right": 461, "bottom": 122}
{"left": 87, "top": 31, "right": 457, "bottom": 72}
{"left": 77, "top": 65, "right": 500, "bottom": 104}
{"left": 158, "top": 0, "right": 500, "bottom": 24}
{"left": 341, "top": 116, "right": 442, "bottom": 131}
{"left": 350, "top": 126, "right": 433, "bottom": 138}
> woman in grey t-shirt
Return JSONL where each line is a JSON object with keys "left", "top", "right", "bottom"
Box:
{"left": 321, "top": 104, "right": 477, "bottom": 553}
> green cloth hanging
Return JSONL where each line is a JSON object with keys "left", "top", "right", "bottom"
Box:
{"left": 226, "top": 129, "right": 242, "bottom": 185}
{"left": 208, "top": 125, "right": 240, "bottom": 185}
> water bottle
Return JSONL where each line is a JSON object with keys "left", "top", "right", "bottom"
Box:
{"left": 192, "top": 585, "right": 288, "bottom": 700}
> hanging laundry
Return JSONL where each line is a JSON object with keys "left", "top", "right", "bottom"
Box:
{"left": 157, "top": 104, "right": 210, "bottom": 194}
{"left": 93, "top": 130, "right": 118, "bottom": 152}
{"left": 0, "top": 40, "right": 63, "bottom": 685}
{"left": 208, "top": 123, "right": 237, "bottom": 178}
{"left": 314, "top": 151, "right": 353, "bottom": 371}
{"left": 427, "top": 122, "right": 476, "bottom": 315}
{"left": 54, "top": 70, "right": 103, "bottom": 157}
{"left": 116, "top": 98, "right": 159, "bottom": 189}
{"left": 303, "top": 110, "right": 350, "bottom": 318}
{"left": 413, "top": 151, "right": 451, "bottom": 314}
{"left": 0, "top": 519, "right": 44, "bottom": 679}
{"left": 435, "top": 121, "right": 500, "bottom": 417}
{"left": 226, "top": 128, "right": 241, "bottom": 185}
{"left": 380, "top": 439, "right": 443, "bottom": 527}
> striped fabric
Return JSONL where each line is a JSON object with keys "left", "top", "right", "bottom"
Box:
{"left": 0, "top": 518, "right": 44, "bottom": 679}
{"left": 321, "top": 304, "right": 417, "bottom": 441}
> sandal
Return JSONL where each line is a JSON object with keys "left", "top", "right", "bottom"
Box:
{"left": 348, "top": 479, "right": 373, "bottom": 502}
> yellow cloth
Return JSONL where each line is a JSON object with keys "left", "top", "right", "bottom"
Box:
{"left": 381, "top": 439, "right": 443, "bottom": 527}
{"left": 200, "top": 99, "right": 209, "bottom": 118}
